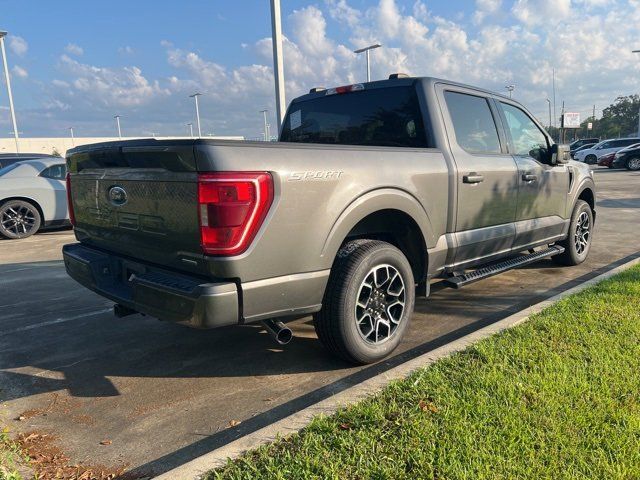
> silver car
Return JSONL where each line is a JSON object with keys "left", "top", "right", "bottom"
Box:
{"left": 0, "top": 156, "right": 69, "bottom": 239}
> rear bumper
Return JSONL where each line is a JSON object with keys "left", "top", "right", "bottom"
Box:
{"left": 63, "top": 243, "right": 239, "bottom": 328}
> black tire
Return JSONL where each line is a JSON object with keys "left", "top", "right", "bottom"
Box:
{"left": 0, "top": 199, "right": 42, "bottom": 239}
{"left": 552, "top": 200, "right": 593, "bottom": 266}
{"left": 585, "top": 154, "right": 597, "bottom": 165}
{"left": 314, "top": 239, "right": 415, "bottom": 364}
{"left": 626, "top": 157, "right": 640, "bottom": 171}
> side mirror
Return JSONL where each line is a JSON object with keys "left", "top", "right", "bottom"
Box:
{"left": 550, "top": 144, "right": 569, "bottom": 164}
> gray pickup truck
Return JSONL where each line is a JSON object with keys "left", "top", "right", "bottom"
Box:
{"left": 63, "top": 75, "right": 596, "bottom": 364}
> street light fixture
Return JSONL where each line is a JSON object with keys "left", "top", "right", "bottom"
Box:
{"left": 186, "top": 122, "right": 194, "bottom": 138}
{"left": 189, "top": 92, "right": 203, "bottom": 138}
{"left": 0, "top": 30, "right": 19, "bottom": 153}
{"left": 354, "top": 43, "right": 382, "bottom": 82}
{"left": 113, "top": 115, "right": 122, "bottom": 138}
{"left": 505, "top": 84, "right": 515, "bottom": 98}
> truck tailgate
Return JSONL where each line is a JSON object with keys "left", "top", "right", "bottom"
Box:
{"left": 67, "top": 141, "right": 207, "bottom": 275}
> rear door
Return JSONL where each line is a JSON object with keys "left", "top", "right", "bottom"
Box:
{"left": 437, "top": 86, "right": 519, "bottom": 267}
{"left": 67, "top": 140, "right": 205, "bottom": 275}
{"left": 496, "top": 101, "right": 569, "bottom": 250}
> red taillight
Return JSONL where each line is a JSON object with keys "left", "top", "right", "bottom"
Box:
{"left": 198, "top": 172, "right": 273, "bottom": 256}
{"left": 65, "top": 172, "right": 76, "bottom": 226}
{"left": 325, "top": 83, "right": 364, "bottom": 95}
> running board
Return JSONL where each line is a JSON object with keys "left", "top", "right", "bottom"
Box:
{"left": 443, "top": 246, "right": 565, "bottom": 289}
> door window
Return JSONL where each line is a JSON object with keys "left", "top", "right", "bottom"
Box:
{"left": 444, "top": 91, "right": 501, "bottom": 154}
{"left": 500, "top": 103, "right": 549, "bottom": 162}
{"left": 40, "top": 164, "right": 67, "bottom": 180}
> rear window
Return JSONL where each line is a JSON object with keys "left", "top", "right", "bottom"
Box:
{"left": 0, "top": 163, "right": 19, "bottom": 177}
{"left": 280, "top": 86, "right": 429, "bottom": 148}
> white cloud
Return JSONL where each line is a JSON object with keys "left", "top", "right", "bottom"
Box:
{"left": 8, "top": 36, "right": 28, "bottom": 56}
{"left": 473, "top": 0, "right": 502, "bottom": 23}
{"left": 65, "top": 43, "right": 84, "bottom": 56}
{"left": 12, "top": 65, "right": 28, "bottom": 78}
{"left": 119, "top": 45, "right": 134, "bottom": 55}
{"left": 512, "top": 0, "right": 571, "bottom": 26}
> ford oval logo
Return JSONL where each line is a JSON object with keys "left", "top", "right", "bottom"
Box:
{"left": 108, "top": 186, "right": 128, "bottom": 206}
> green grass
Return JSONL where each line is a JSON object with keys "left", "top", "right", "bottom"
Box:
{"left": 0, "top": 429, "right": 29, "bottom": 480}
{"left": 208, "top": 265, "right": 640, "bottom": 480}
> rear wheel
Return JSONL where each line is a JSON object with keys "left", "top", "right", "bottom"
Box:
{"left": 314, "top": 240, "right": 415, "bottom": 364}
{"left": 627, "top": 157, "right": 640, "bottom": 171}
{"left": 0, "top": 200, "right": 42, "bottom": 239}
{"left": 585, "top": 154, "right": 597, "bottom": 164}
{"left": 552, "top": 200, "right": 593, "bottom": 266}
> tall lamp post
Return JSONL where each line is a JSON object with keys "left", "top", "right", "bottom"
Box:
{"left": 114, "top": 115, "right": 122, "bottom": 138}
{"left": 270, "top": 0, "right": 286, "bottom": 132}
{"left": 354, "top": 43, "right": 382, "bottom": 82}
{"left": 505, "top": 84, "right": 515, "bottom": 98}
{"left": 546, "top": 99, "right": 552, "bottom": 130}
{"left": 260, "top": 109, "right": 270, "bottom": 141}
{"left": 186, "top": 122, "right": 194, "bottom": 138}
{"left": 0, "top": 31, "right": 19, "bottom": 153}
{"left": 633, "top": 50, "right": 640, "bottom": 136}
{"left": 68, "top": 127, "right": 75, "bottom": 146}
{"left": 190, "top": 92, "right": 203, "bottom": 138}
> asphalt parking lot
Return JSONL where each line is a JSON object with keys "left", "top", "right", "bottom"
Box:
{"left": 1, "top": 168, "right": 639, "bottom": 477}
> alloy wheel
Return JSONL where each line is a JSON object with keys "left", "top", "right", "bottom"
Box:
{"left": 628, "top": 157, "right": 640, "bottom": 171}
{"left": 0, "top": 203, "right": 38, "bottom": 237}
{"left": 574, "top": 211, "right": 591, "bottom": 255}
{"left": 355, "top": 264, "right": 406, "bottom": 345}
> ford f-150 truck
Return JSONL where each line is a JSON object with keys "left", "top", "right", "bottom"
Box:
{"left": 63, "top": 75, "right": 596, "bottom": 364}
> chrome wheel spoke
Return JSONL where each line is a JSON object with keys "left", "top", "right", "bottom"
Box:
{"left": 355, "top": 264, "right": 406, "bottom": 345}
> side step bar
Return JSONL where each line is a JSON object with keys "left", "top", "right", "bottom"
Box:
{"left": 444, "top": 246, "right": 565, "bottom": 289}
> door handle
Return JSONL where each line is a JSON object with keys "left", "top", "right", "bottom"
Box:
{"left": 463, "top": 173, "right": 484, "bottom": 184}
{"left": 522, "top": 173, "right": 538, "bottom": 182}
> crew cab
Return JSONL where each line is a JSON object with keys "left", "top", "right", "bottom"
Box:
{"left": 63, "top": 76, "right": 596, "bottom": 364}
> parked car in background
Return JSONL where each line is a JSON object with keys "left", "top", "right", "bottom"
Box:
{"left": 574, "top": 138, "right": 640, "bottom": 164}
{"left": 612, "top": 143, "right": 640, "bottom": 170}
{"left": 0, "top": 157, "right": 69, "bottom": 239}
{"left": 569, "top": 138, "right": 599, "bottom": 154}
{"left": 597, "top": 152, "right": 616, "bottom": 168}
{"left": 570, "top": 143, "right": 597, "bottom": 159}
{"left": 0, "top": 153, "right": 55, "bottom": 169}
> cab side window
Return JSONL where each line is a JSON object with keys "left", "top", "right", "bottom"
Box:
{"left": 500, "top": 103, "right": 549, "bottom": 162}
{"left": 444, "top": 91, "right": 501, "bottom": 154}
{"left": 40, "top": 164, "right": 67, "bottom": 180}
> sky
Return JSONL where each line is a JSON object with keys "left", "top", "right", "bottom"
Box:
{"left": 0, "top": 0, "right": 639, "bottom": 139}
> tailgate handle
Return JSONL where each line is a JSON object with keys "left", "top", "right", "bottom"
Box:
{"left": 463, "top": 173, "right": 484, "bottom": 184}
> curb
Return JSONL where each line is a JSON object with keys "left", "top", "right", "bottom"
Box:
{"left": 155, "top": 256, "right": 640, "bottom": 479}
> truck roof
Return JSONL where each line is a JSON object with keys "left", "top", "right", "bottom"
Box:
{"left": 291, "top": 75, "right": 512, "bottom": 105}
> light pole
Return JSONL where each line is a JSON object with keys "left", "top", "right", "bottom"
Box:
{"left": 354, "top": 44, "right": 382, "bottom": 83}
{"left": 68, "top": 127, "right": 75, "bottom": 146}
{"left": 114, "top": 115, "right": 122, "bottom": 138}
{"left": 270, "top": 0, "right": 286, "bottom": 132}
{"left": 633, "top": 50, "right": 640, "bottom": 136}
{"left": 260, "top": 109, "right": 270, "bottom": 141}
{"left": 186, "top": 122, "right": 193, "bottom": 138}
{"left": 190, "top": 92, "right": 203, "bottom": 137}
{"left": 0, "top": 31, "right": 19, "bottom": 153}
{"left": 546, "top": 99, "right": 552, "bottom": 130}
{"left": 505, "top": 84, "right": 515, "bottom": 98}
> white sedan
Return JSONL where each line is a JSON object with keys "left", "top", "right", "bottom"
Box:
{"left": 0, "top": 156, "right": 70, "bottom": 239}
{"left": 574, "top": 137, "right": 640, "bottom": 164}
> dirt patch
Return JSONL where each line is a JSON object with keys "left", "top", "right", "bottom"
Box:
{"left": 16, "top": 431, "right": 147, "bottom": 480}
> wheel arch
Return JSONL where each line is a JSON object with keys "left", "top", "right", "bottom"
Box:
{"left": 0, "top": 196, "right": 45, "bottom": 223}
{"left": 321, "top": 189, "right": 434, "bottom": 283}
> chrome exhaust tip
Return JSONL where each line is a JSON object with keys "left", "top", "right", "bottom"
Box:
{"left": 261, "top": 319, "right": 293, "bottom": 345}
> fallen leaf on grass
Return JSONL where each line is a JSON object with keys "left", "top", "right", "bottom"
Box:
{"left": 228, "top": 420, "right": 241, "bottom": 427}
{"left": 418, "top": 400, "right": 439, "bottom": 413}
{"left": 99, "top": 440, "right": 112, "bottom": 446}
{"left": 339, "top": 423, "right": 352, "bottom": 430}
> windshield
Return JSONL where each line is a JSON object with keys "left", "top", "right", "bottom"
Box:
{"left": 280, "top": 86, "right": 429, "bottom": 148}
{"left": 0, "top": 163, "right": 20, "bottom": 177}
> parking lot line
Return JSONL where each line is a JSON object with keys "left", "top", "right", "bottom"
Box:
{"left": 0, "top": 307, "right": 112, "bottom": 336}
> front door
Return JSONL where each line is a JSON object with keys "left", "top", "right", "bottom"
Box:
{"left": 439, "top": 87, "right": 519, "bottom": 267}
{"left": 496, "top": 101, "right": 569, "bottom": 250}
